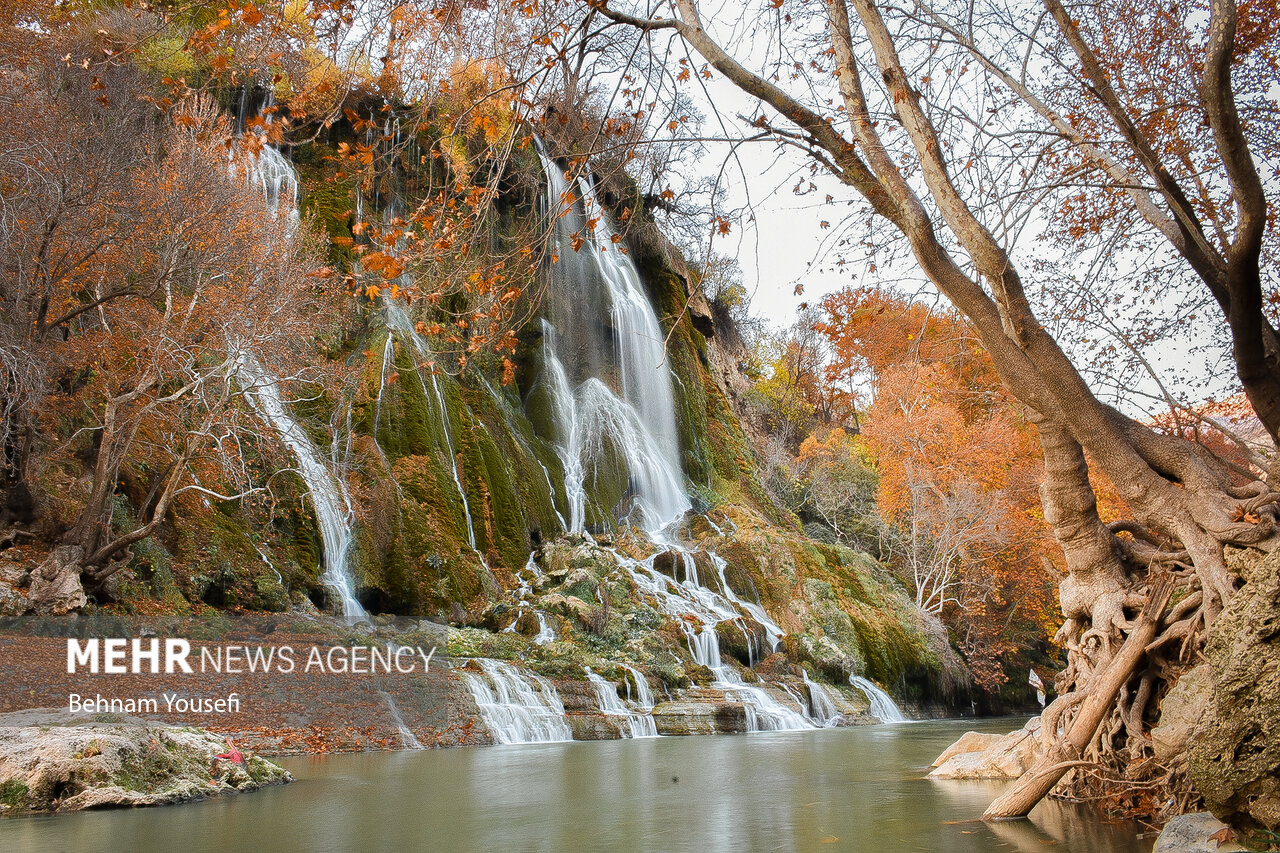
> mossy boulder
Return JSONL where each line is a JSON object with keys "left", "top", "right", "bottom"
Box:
{"left": 0, "top": 717, "right": 290, "bottom": 813}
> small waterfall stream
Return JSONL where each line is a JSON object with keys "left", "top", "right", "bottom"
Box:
{"left": 461, "top": 659, "right": 573, "bottom": 744}
{"left": 237, "top": 355, "right": 369, "bottom": 625}
{"left": 850, "top": 676, "right": 908, "bottom": 723}
{"left": 584, "top": 668, "right": 658, "bottom": 738}
{"left": 378, "top": 690, "right": 424, "bottom": 749}
{"left": 231, "top": 135, "right": 369, "bottom": 625}
{"left": 381, "top": 301, "right": 481, "bottom": 551}
{"left": 803, "top": 672, "right": 841, "bottom": 727}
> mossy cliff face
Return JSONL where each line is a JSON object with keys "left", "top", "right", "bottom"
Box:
{"left": 42, "top": 136, "right": 964, "bottom": 714}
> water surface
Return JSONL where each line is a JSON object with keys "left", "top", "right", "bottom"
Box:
{"left": 0, "top": 718, "right": 1152, "bottom": 852}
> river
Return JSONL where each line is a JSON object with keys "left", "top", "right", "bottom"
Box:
{"left": 0, "top": 718, "right": 1151, "bottom": 852}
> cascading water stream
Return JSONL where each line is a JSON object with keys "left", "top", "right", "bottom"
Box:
{"left": 803, "top": 671, "right": 842, "bottom": 727}
{"left": 584, "top": 668, "right": 658, "bottom": 738}
{"left": 621, "top": 664, "right": 656, "bottom": 710}
{"left": 380, "top": 301, "right": 482, "bottom": 556}
{"left": 536, "top": 145, "right": 690, "bottom": 534}
{"left": 236, "top": 356, "right": 369, "bottom": 625}
{"left": 461, "top": 659, "right": 573, "bottom": 744}
{"left": 230, "top": 126, "right": 368, "bottom": 625}
{"left": 850, "top": 675, "right": 908, "bottom": 723}
{"left": 379, "top": 690, "right": 424, "bottom": 749}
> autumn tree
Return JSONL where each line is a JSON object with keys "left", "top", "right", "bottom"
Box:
{"left": 1, "top": 13, "right": 339, "bottom": 604}
{"left": 593, "top": 0, "right": 1280, "bottom": 818}
{"left": 815, "top": 288, "right": 1057, "bottom": 693}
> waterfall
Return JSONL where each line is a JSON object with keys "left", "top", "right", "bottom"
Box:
{"left": 379, "top": 690, "right": 424, "bottom": 749}
{"left": 584, "top": 668, "right": 658, "bottom": 738}
{"left": 803, "top": 672, "right": 841, "bottom": 727}
{"left": 237, "top": 356, "right": 369, "bottom": 625}
{"left": 536, "top": 145, "right": 690, "bottom": 534}
{"left": 502, "top": 553, "right": 557, "bottom": 644}
{"left": 461, "top": 659, "right": 573, "bottom": 744}
{"left": 621, "top": 664, "right": 656, "bottom": 711}
{"left": 244, "top": 145, "right": 299, "bottom": 227}
{"left": 685, "top": 622, "right": 813, "bottom": 732}
{"left": 850, "top": 675, "right": 908, "bottom": 723}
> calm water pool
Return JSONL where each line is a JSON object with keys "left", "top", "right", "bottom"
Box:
{"left": 0, "top": 718, "right": 1152, "bottom": 852}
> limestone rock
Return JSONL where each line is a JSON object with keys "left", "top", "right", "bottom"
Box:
{"left": 542, "top": 593, "right": 594, "bottom": 623}
{"left": 26, "top": 545, "right": 87, "bottom": 615}
{"left": 651, "top": 701, "right": 747, "bottom": 735}
{"left": 1153, "top": 812, "right": 1245, "bottom": 853}
{"left": 0, "top": 556, "right": 31, "bottom": 587}
{"left": 930, "top": 731, "right": 1006, "bottom": 768}
{"left": 566, "top": 714, "right": 626, "bottom": 741}
{"left": 1151, "top": 664, "right": 1212, "bottom": 762}
{"left": 1187, "top": 549, "right": 1280, "bottom": 830}
{"left": 0, "top": 717, "right": 290, "bottom": 813}
{"left": 928, "top": 720, "right": 1041, "bottom": 780}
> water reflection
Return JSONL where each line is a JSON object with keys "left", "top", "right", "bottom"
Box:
{"left": 0, "top": 719, "right": 1151, "bottom": 852}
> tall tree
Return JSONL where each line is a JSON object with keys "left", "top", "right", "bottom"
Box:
{"left": 592, "top": 0, "right": 1278, "bottom": 817}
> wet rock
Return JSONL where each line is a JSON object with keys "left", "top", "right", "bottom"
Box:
{"left": 1188, "top": 549, "right": 1280, "bottom": 830}
{"left": 0, "top": 717, "right": 290, "bottom": 813}
{"left": 542, "top": 593, "right": 594, "bottom": 623}
{"left": 928, "top": 719, "right": 1041, "bottom": 779}
{"left": 651, "top": 701, "right": 747, "bottom": 735}
{"left": 715, "top": 618, "right": 769, "bottom": 667}
{"left": 1151, "top": 664, "right": 1212, "bottom": 762}
{"left": 1153, "top": 812, "right": 1245, "bottom": 852}
{"left": 555, "top": 679, "right": 602, "bottom": 715}
{"left": 26, "top": 546, "right": 87, "bottom": 615}
{"left": 566, "top": 714, "right": 625, "bottom": 741}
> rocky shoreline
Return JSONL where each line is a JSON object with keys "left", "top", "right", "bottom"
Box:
{"left": 0, "top": 712, "right": 291, "bottom": 814}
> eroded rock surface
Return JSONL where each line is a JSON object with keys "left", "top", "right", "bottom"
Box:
{"left": 1187, "top": 549, "right": 1280, "bottom": 831}
{"left": 0, "top": 713, "right": 290, "bottom": 812}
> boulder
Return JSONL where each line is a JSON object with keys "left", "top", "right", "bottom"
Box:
{"left": 566, "top": 714, "right": 626, "bottom": 741}
{"left": 1153, "top": 812, "right": 1245, "bottom": 853}
{"left": 0, "top": 581, "right": 30, "bottom": 620}
{"left": 928, "top": 720, "right": 1041, "bottom": 780}
{"left": 26, "top": 545, "right": 87, "bottom": 615}
{"left": 930, "top": 731, "right": 1007, "bottom": 768}
{"left": 1151, "top": 664, "right": 1212, "bottom": 762}
{"left": 542, "top": 593, "right": 594, "bottom": 623}
{"left": 0, "top": 717, "right": 290, "bottom": 813}
{"left": 1188, "top": 549, "right": 1280, "bottom": 830}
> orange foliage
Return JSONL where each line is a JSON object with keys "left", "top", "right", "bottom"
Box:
{"left": 818, "top": 287, "right": 1060, "bottom": 694}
